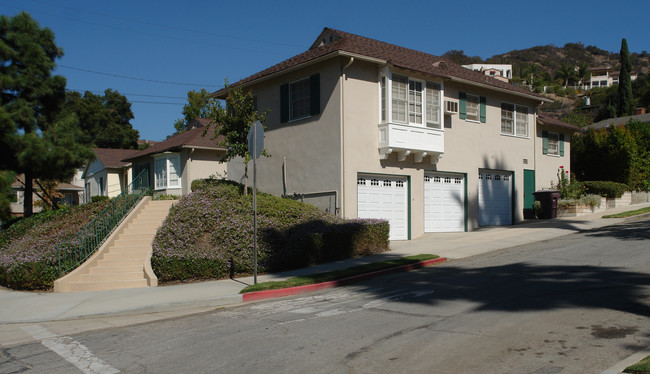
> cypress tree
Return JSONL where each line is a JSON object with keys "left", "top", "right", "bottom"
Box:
{"left": 618, "top": 38, "right": 633, "bottom": 116}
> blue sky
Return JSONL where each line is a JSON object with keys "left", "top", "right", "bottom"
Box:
{"left": 3, "top": 0, "right": 649, "bottom": 142}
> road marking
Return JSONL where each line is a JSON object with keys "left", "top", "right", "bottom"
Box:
{"left": 21, "top": 325, "right": 119, "bottom": 374}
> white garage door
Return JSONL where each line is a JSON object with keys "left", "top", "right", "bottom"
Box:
{"left": 478, "top": 171, "right": 513, "bottom": 226}
{"left": 357, "top": 175, "right": 408, "bottom": 240}
{"left": 424, "top": 173, "right": 465, "bottom": 232}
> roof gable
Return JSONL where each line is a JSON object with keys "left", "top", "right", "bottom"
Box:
{"left": 216, "top": 27, "right": 549, "bottom": 103}
{"left": 92, "top": 148, "right": 140, "bottom": 168}
{"left": 123, "top": 122, "right": 225, "bottom": 161}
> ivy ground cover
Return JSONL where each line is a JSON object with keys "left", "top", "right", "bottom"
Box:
{"left": 152, "top": 181, "right": 389, "bottom": 283}
{"left": 0, "top": 201, "right": 110, "bottom": 290}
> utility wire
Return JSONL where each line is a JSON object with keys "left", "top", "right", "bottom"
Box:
{"left": 66, "top": 88, "right": 187, "bottom": 100}
{"left": 58, "top": 65, "right": 221, "bottom": 88}
{"left": 26, "top": 0, "right": 302, "bottom": 49}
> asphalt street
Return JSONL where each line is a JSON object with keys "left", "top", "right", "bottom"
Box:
{"left": 2, "top": 217, "right": 649, "bottom": 373}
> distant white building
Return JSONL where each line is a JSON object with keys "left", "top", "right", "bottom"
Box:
{"left": 585, "top": 66, "right": 638, "bottom": 89}
{"left": 462, "top": 64, "right": 512, "bottom": 82}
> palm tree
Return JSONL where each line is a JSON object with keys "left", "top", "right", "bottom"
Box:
{"left": 576, "top": 62, "right": 590, "bottom": 89}
{"left": 555, "top": 62, "right": 575, "bottom": 88}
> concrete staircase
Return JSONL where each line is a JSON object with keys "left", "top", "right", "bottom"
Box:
{"left": 54, "top": 198, "right": 175, "bottom": 292}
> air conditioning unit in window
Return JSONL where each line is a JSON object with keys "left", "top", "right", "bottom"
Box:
{"left": 445, "top": 100, "right": 459, "bottom": 115}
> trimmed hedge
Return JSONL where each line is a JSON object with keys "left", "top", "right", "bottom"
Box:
{"left": 152, "top": 180, "right": 389, "bottom": 283}
{"left": 583, "top": 181, "right": 629, "bottom": 198}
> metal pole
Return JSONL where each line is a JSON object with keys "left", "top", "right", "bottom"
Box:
{"left": 253, "top": 126, "right": 258, "bottom": 285}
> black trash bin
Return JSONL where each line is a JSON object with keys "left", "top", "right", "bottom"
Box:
{"left": 533, "top": 190, "right": 560, "bottom": 219}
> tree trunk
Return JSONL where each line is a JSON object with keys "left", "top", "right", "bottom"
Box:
{"left": 243, "top": 162, "right": 248, "bottom": 195}
{"left": 24, "top": 171, "right": 33, "bottom": 218}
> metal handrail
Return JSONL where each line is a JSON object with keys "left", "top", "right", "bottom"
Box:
{"left": 57, "top": 169, "right": 150, "bottom": 276}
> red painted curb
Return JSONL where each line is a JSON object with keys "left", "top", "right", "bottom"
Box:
{"left": 242, "top": 257, "right": 447, "bottom": 303}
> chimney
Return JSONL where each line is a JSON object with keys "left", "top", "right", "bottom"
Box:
{"left": 635, "top": 107, "right": 646, "bottom": 115}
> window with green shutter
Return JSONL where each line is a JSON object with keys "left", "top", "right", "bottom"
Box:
{"left": 280, "top": 74, "right": 320, "bottom": 123}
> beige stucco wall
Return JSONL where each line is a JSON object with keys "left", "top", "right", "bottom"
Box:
{"left": 225, "top": 56, "right": 557, "bottom": 239}
{"left": 227, "top": 58, "right": 343, "bottom": 214}
{"left": 339, "top": 63, "right": 544, "bottom": 237}
{"left": 181, "top": 148, "right": 226, "bottom": 194}
{"left": 534, "top": 124, "right": 573, "bottom": 191}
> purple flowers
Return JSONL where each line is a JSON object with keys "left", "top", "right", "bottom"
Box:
{"left": 152, "top": 182, "right": 389, "bottom": 281}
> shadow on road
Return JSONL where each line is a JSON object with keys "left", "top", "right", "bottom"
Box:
{"left": 352, "top": 219, "right": 650, "bottom": 318}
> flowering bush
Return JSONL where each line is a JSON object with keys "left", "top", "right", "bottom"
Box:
{"left": 152, "top": 181, "right": 389, "bottom": 282}
{"left": 0, "top": 201, "right": 110, "bottom": 290}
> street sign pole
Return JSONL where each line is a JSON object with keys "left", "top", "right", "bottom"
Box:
{"left": 247, "top": 121, "right": 264, "bottom": 285}
{"left": 252, "top": 127, "right": 257, "bottom": 285}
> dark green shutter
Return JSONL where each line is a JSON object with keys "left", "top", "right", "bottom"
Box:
{"left": 559, "top": 133, "right": 565, "bottom": 156}
{"left": 310, "top": 74, "right": 320, "bottom": 116}
{"left": 459, "top": 92, "right": 467, "bottom": 120}
{"left": 280, "top": 83, "right": 289, "bottom": 123}
{"left": 542, "top": 130, "right": 548, "bottom": 154}
{"left": 479, "top": 96, "right": 487, "bottom": 123}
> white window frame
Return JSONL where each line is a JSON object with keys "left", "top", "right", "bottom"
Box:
{"left": 465, "top": 94, "right": 480, "bottom": 122}
{"left": 154, "top": 153, "right": 181, "bottom": 190}
{"left": 380, "top": 69, "right": 443, "bottom": 128}
{"left": 500, "top": 102, "right": 529, "bottom": 137}
{"left": 547, "top": 132, "right": 560, "bottom": 156}
{"left": 289, "top": 77, "right": 310, "bottom": 121}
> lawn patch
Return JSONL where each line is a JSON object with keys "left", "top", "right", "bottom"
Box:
{"left": 603, "top": 206, "right": 650, "bottom": 218}
{"left": 240, "top": 254, "right": 440, "bottom": 293}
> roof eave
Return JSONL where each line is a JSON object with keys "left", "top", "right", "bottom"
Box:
{"left": 450, "top": 76, "right": 553, "bottom": 103}
{"left": 215, "top": 50, "right": 388, "bottom": 98}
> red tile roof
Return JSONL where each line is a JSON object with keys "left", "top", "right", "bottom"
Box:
{"left": 216, "top": 27, "right": 549, "bottom": 102}
{"left": 92, "top": 148, "right": 140, "bottom": 168}
{"left": 122, "top": 122, "right": 225, "bottom": 161}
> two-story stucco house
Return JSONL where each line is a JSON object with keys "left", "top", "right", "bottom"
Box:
{"left": 219, "top": 28, "right": 578, "bottom": 240}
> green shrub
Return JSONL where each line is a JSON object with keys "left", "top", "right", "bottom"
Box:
{"left": 558, "top": 194, "right": 602, "bottom": 209}
{"left": 153, "top": 194, "right": 180, "bottom": 201}
{"left": 583, "top": 181, "right": 628, "bottom": 198}
{"left": 91, "top": 195, "right": 110, "bottom": 203}
{"left": 153, "top": 180, "right": 390, "bottom": 282}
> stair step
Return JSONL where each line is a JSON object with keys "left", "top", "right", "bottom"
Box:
{"left": 88, "top": 265, "right": 143, "bottom": 274}
{"left": 66, "top": 279, "right": 149, "bottom": 292}
{"left": 80, "top": 272, "right": 144, "bottom": 283}
{"left": 97, "top": 258, "right": 146, "bottom": 267}
{"left": 102, "top": 253, "right": 147, "bottom": 261}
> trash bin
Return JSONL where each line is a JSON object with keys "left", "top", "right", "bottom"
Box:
{"left": 533, "top": 190, "right": 560, "bottom": 219}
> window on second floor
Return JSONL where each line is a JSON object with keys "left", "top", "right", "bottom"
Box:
{"left": 459, "top": 92, "right": 486, "bottom": 123}
{"left": 381, "top": 73, "right": 441, "bottom": 128}
{"left": 501, "top": 103, "right": 529, "bottom": 137}
{"left": 280, "top": 74, "right": 320, "bottom": 122}
{"left": 543, "top": 131, "right": 565, "bottom": 157}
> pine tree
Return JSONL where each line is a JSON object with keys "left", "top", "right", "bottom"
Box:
{"left": 618, "top": 38, "right": 633, "bottom": 116}
{"left": 0, "top": 12, "right": 93, "bottom": 217}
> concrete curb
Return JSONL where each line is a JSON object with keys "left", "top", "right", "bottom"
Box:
{"left": 242, "top": 257, "right": 447, "bottom": 302}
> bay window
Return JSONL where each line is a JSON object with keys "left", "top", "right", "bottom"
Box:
{"left": 155, "top": 154, "right": 181, "bottom": 190}
{"left": 382, "top": 73, "right": 442, "bottom": 127}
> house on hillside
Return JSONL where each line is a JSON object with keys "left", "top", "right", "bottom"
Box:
{"left": 586, "top": 66, "right": 638, "bottom": 89}
{"left": 10, "top": 171, "right": 85, "bottom": 216}
{"left": 122, "top": 119, "right": 227, "bottom": 196}
{"left": 216, "top": 28, "right": 579, "bottom": 240}
{"left": 462, "top": 64, "right": 512, "bottom": 82}
{"left": 83, "top": 148, "right": 140, "bottom": 199}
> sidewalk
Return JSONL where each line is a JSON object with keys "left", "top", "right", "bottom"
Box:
{"left": 1, "top": 202, "right": 649, "bottom": 324}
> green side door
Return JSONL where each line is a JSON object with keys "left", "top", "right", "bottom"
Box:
{"left": 523, "top": 169, "right": 536, "bottom": 219}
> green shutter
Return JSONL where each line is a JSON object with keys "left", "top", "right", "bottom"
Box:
{"left": 542, "top": 130, "right": 548, "bottom": 154}
{"left": 479, "top": 96, "right": 487, "bottom": 123}
{"left": 459, "top": 92, "right": 467, "bottom": 120}
{"left": 559, "top": 133, "right": 565, "bottom": 156}
{"left": 310, "top": 74, "right": 320, "bottom": 116}
{"left": 280, "top": 83, "right": 289, "bottom": 123}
